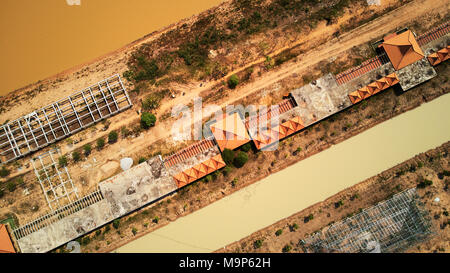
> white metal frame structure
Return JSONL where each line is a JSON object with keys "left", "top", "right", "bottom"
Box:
{"left": 302, "top": 188, "right": 433, "bottom": 253}
{"left": 0, "top": 74, "right": 132, "bottom": 163}
{"left": 12, "top": 189, "right": 104, "bottom": 240}
{"left": 31, "top": 148, "right": 79, "bottom": 210}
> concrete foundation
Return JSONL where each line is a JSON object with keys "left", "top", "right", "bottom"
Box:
{"left": 397, "top": 58, "right": 437, "bottom": 91}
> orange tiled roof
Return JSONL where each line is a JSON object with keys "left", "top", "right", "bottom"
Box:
{"left": 210, "top": 112, "right": 251, "bottom": 151}
{"left": 382, "top": 30, "right": 424, "bottom": 70}
{"left": 252, "top": 116, "right": 304, "bottom": 150}
{"left": 0, "top": 224, "right": 15, "bottom": 253}
{"left": 173, "top": 154, "right": 226, "bottom": 188}
{"left": 348, "top": 73, "right": 399, "bottom": 105}
{"left": 348, "top": 90, "right": 363, "bottom": 104}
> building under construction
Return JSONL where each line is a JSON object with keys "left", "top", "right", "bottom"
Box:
{"left": 301, "top": 188, "right": 433, "bottom": 253}
{"left": 4, "top": 21, "right": 450, "bottom": 253}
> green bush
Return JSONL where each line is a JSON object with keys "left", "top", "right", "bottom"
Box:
{"left": 0, "top": 189, "right": 4, "bottom": 198}
{"left": 227, "top": 74, "right": 239, "bottom": 89}
{"left": 241, "top": 143, "right": 251, "bottom": 152}
{"left": 0, "top": 166, "right": 10, "bottom": 178}
{"left": 282, "top": 244, "right": 292, "bottom": 253}
{"left": 222, "top": 166, "right": 232, "bottom": 176}
{"left": 113, "top": 219, "right": 120, "bottom": 229}
{"left": 72, "top": 151, "right": 81, "bottom": 162}
{"left": 254, "top": 239, "right": 263, "bottom": 249}
{"left": 275, "top": 229, "right": 283, "bottom": 236}
{"left": 233, "top": 151, "right": 248, "bottom": 168}
{"left": 132, "top": 227, "right": 138, "bottom": 236}
{"left": 97, "top": 138, "right": 105, "bottom": 150}
{"left": 141, "top": 112, "right": 157, "bottom": 129}
{"left": 83, "top": 144, "right": 92, "bottom": 156}
{"left": 418, "top": 179, "right": 433, "bottom": 188}
{"left": 108, "top": 131, "right": 119, "bottom": 144}
{"left": 58, "top": 156, "right": 68, "bottom": 168}
{"left": 222, "top": 149, "right": 234, "bottom": 165}
{"left": 81, "top": 236, "right": 91, "bottom": 246}
{"left": 205, "top": 175, "right": 213, "bottom": 182}
{"left": 153, "top": 216, "right": 160, "bottom": 224}
{"left": 138, "top": 157, "right": 147, "bottom": 164}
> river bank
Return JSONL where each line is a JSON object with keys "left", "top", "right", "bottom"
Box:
{"left": 114, "top": 92, "right": 450, "bottom": 252}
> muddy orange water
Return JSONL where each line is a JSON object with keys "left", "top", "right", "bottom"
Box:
{"left": 115, "top": 93, "right": 450, "bottom": 253}
{"left": 0, "top": 0, "right": 223, "bottom": 96}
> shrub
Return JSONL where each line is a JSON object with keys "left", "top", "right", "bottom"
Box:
{"left": 254, "top": 239, "right": 263, "bottom": 249}
{"left": 222, "top": 166, "right": 232, "bottom": 176}
{"left": 72, "top": 151, "right": 81, "bottom": 162}
{"left": 132, "top": 227, "right": 138, "bottom": 236}
{"left": 241, "top": 143, "right": 251, "bottom": 152}
{"left": 335, "top": 200, "right": 344, "bottom": 208}
{"left": 227, "top": 74, "right": 239, "bottom": 89}
{"left": 443, "top": 170, "right": 450, "bottom": 176}
{"left": 233, "top": 151, "right": 248, "bottom": 168}
{"left": 113, "top": 219, "right": 120, "bottom": 229}
{"left": 58, "top": 156, "right": 68, "bottom": 168}
{"left": 205, "top": 175, "right": 213, "bottom": 182}
{"left": 153, "top": 216, "right": 160, "bottom": 224}
{"left": 103, "top": 225, "right": 111, "bottom": 234}
{"left": 290, "top": 223, "right": 299, "bottom": 231}
{"left": 83, "top": 144, "right": 92, "bottom": 156}
{"left": 138, "top": 157, "right": 147, "bottom": 164}
{"left": 304, "top": 214, "right": 314, "bottom": 223}
{"left": 96, "top": 138, "right": 105, "bottom": 150}
{"left": 231, "top": 178, "right": 238, "bottom": 187}
{"left": 282, "top": 244, "right": 292, "bottom": 253}
{"left": 0, "top": 166, "right": 10, "bottom": 178}
{"left": 141, "top": 112, "right": 157, "bottom": 129}
{"left": 108, "top": 131, "right": 118, "bottom": 144}
{"left": 222, "top": 149, "right": 234, "bottom": 165}
{"left": 81, "top": 236, "right": 91, "bottom": 246}
{"left": 0, "top": 189, "right": 4, "bottom": 198}
{"left": 16, "top": 177, "right": 24, "bottom": 188}
{"left": 121, "top": 126, "right": 131, "bottom": 138}
{"left": 275, "top": 229, "right": 283, "bottom": 236}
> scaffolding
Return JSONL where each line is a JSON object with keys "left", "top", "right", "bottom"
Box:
{"left": 302, "top": 188, "right": 433, "bottom": 253}
{"left": 12, "top": 189, "right": 104, "bottom": 240}
{"left": 0, "top": 74, "right": 132, "bottom": 164}
{"left": 31, "top": 148, "right": 79, "bottom": 210}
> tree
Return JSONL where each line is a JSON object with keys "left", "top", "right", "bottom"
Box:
{"left": 83, "top": 144, "right": 92, "bottom": 156}
{"left": 58, "top": 156, "right": 68, "bottom": 168}
{"left": 97, "top": 138, "right": 105, "bottom": 150}
{"left": 141, "top": 112, "right": 157, "bottom": 129}
{"left": 227, "top": 74, "right": 239, "bottom": 89}
{"left": 0, "top": 166, "right": 10, "bottom": 178}
{"left": 222, "top": 149, "right": 234, "bottom": 165}
{"left": 233, "top": 151, "right": 248, "bottom": 168}
{"left": 72, "top": 151, "right": 81, "bottom": 162}
{"left": 108, "top": 130, "right": 118, "bottom": 144}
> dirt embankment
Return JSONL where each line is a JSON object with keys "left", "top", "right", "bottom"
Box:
{"left": 218, "top": 142, "right": 449, "bottom": 253}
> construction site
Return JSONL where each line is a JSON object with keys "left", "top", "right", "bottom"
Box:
{"left": 0, "top": 2, "right": 449, "bottom": 253}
